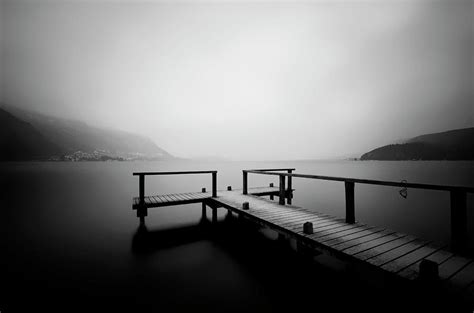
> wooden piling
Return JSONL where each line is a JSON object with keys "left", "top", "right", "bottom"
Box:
{"left": 139, "top": 174, "right": 145, "bottom": 206}
{"left": 270, "top": 183, "right": 274, "bottom": 200}
{"left": 243, "top": 171, "right": 248, "bottom": 195}
{"left": 345, "top": 181, "right": 355, "bottom": 224}
{"left": 137, "top": 174, "right": 147, "bottom": 223}
{"left": 212, "top": 172, "right": 217, "bottom": 198}
{"left": 279, "top": 175, "right": 286, "bottom": 205}
{"left": 287, "top": 169, "right": 293, "bottom": 205}
{"left": 419, "top": 259, "right": 438, "bottom": 281}
{"left": 303, "top": 222, "right": 314, "bottom": 234}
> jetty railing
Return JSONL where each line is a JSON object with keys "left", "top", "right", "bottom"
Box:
{"left": 133, "top": 170, "right": 218, "bottom": 209}
{"left": 243, "top": 169, "right": 474, "bottom": 253}
{"left": 243, "top": 168, "right": 295, "bottom": 204}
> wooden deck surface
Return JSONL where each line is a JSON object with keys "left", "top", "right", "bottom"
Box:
{"left": 133, "top": 187, "right": 474, "bottom": 305}
{"left": 210, "top": 189, "right": 474, "bottom": 303}
{"left": 132, "top": 186, "right": 283, "bottom": 209}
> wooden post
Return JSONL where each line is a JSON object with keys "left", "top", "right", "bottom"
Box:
{"left": 287, "top": 170, "right": 293, "bottom": 205}
{"left": 139, "top": 174, "right": 145, "bottom": 206}
{"left": 269, "top": 183, "right": 274, "bottom": 200}
{"left": 212, "top": 172, "right": 217, "bottom": 198}
{"left": 137, "top": 174, "right": 147, "bottom": 222}
{"left": 419, "top": 259, "right": 438, "bottom": 281}
{"left": 303, "top": 222, "right": 313, "bottom": 234}
{"left": 243, "top": 171, "right": 248, "bottom": 195}
{"left": 279, "top": 174, "right": 286, "bottom": 205}
{"left": 202, "top": 187, "right": 206, "bottom": 193}
{"left": 450, "top": 191, "right": 467, "bottom": 253}
{"left": 345, "top": 181, "right": 355, "bottom": 224}
{"left": 227, "top": 186, "right": 232, "bottom": 191}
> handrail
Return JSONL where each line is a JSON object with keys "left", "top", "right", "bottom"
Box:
{"left": 248, "top": 168, "right": 296, "bottom": 172}
{"left": 244, "top": 170, "right": 474, "bottom": 193}
{"left": 243, "top": 168, "right": 473, "bottom": 253}
{"left": 243, "top": 168, "right": 295, "bottom": 204}
{"left": 134, "top": 170, "right": 218, "bottom": 225}
{"left": 133, "top": 170, "right": 217, "bottom": 176}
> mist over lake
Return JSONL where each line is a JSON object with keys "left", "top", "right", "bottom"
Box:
{"left": 1, "top": 0, "right": 473, "bottom": 311}
{"left": 1, "top": 160, "right": 473, "bottom": 311}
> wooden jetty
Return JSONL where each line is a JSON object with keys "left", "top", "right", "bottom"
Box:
{"left": 132, "top": 168, "right": 474, "bottom": 308}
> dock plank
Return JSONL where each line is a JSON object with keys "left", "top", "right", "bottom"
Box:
{"left": 179, "top": 193, "right": 194, "bottom": 200}
{"left": 319, "top": 226, "right": 379, "bottom": 244}
{"left": 397, "top": 249, "right": 453, "bottom": 280}
{"left": 325, "top": 228, "right": 386, "bottom": 247}
{"left": 366, "top": 239, "right": 429, "bottom": 267}
{"left": 267, "top": 213, "right": 330, "bottom": 226}
{"left": 333, "top": 229, "right": 397, "bottom": 251}
{"left": 439, "top": 256, "right": 473, "bottom": 280}
{"left": 305, "top": 224, "right": 366, "bottom": 240}
{"left": 285, "top": 219, "right": 342, "bottom": 232}
{"left": 380, "top": 244, "right": 444, "bottom": 273}
{"left": 446, "top": 261, "right": 474, "bottom": 292}
{"left": 347, "top": 234, "right": 411, "bottom": 258}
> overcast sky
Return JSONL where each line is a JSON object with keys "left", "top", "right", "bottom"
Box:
{"left": 1, "top": 0, "right": 473, "bottom": 160}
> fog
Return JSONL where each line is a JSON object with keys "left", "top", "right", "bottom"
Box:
{"left": 1, "top": 0, "right": 472, "bottom": 160}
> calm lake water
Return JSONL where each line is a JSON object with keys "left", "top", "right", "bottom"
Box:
{"left": 1, "top": 160, "right": 473, "bottom": 312}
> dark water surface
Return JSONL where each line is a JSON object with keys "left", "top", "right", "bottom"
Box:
{"left": 1, "top": 160, "right": 473, "bottom": 312}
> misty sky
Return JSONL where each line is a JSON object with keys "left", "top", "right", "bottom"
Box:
{"left": 1, "top": 0, "right": 473, "bottom": 160}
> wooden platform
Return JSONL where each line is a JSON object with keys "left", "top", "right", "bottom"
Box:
{"left": 134, "top": 187, "right": 474, "bottom": 305}
{"left": 132, "top": 186, "right": 287, "bottom": 209}
{"left": 208, "top": 189, "right": 474, "bottom": 304}
{"left": 132, "top": 168, "right": 474, "bottom": 309}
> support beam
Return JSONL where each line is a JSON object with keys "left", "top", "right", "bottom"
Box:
{"left": 139, "top": 174, "right": 145, "bottom": 206}
{"left": 137, "top": 174, "right": 147, "bottom": 224}
{"left": 287, "top": 169, "right": 293, "bottom": 205}
{"left": 345, "top": 181, "right": 355, "bottom": 224}
{"left": 279, "top": 175, "right": 286, "bottom": 205}
{"left": 243, "top": 171, "right": 248, "bottom": 195}
{"left": 212, "top": 172, "right": 217, "bottom": 198}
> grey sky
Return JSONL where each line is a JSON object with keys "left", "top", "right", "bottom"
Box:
{"left": 1, "top": 0, "right": 473, "bottom": 160}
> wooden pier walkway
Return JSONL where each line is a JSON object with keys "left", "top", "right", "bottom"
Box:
{"left": 132, "top": 186, "right": 284, "bottom": 209}
{"left": 132, "top": 168, "right": 474, "bottom": 309}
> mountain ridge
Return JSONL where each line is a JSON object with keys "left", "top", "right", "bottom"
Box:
{"left": 0, "top": 104, "right": 173, "bottom": 161}
{"left": 360, "top": 127, "right": 474, "bottom": 161}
